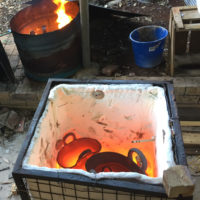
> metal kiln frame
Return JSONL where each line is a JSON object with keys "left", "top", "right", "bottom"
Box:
{"left": 12, "top": 79, "right": 191, "bottom": 200}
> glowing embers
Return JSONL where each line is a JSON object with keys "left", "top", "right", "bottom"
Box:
{"left": 56, "top": 131, "right": 148, "bottom": 175}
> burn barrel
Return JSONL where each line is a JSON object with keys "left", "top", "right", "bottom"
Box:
{"left": 10, "top": 0, "right": 82, "bottom": 81}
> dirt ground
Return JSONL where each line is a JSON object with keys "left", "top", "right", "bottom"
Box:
{"left": 0, "top": 108, "right": 34, "bottom": 200}
{"left": 0, "top": 0, "right": 29, "bottom": 35}
{"left": 0, "top": 133, "right": 25, "bottom": 200}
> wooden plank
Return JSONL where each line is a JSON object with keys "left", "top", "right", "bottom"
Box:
{"left": 181, "top": 126, "right": 200, "bottom": 132}
{"left": 168, "top": 9, "right": 172, "bottom": 38}
{"left": 181, "top": 121, "right": 200, "bottom": 127}
{"left": 182, "top": 132, "right": 200, "bottom": 145}
{"left": 182, "top": 10, "right": 200, "bottom": 20}
{"left": 163, "top": 165, "right": 194, "bottom": 198}
{"left": 170, "top": 18, "right": 175, "bottom": 76}
{"left": 172, "top": 7, "right": 184, "bottom": 29}
{"left": 179, "top": 6, "right": 197, "bottom": 11}
{"left": 184, "top": 23, "right": 200, "bottom": 30}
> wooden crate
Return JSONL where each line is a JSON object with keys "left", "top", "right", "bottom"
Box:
{"left": 169, "top": 6, "right": 200, "bottom": 76}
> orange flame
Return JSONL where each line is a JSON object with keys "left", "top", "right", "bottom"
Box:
{"left": 53, "top": 0, "right": 72, "bottom": 29}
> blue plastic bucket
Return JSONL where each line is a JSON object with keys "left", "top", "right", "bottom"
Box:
{"left": 129, "top": 25, "right": 168, "bottom": 68}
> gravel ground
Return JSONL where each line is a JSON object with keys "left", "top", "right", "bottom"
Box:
{"left": 0, "top": 0, "right": 29, "bottom": 35}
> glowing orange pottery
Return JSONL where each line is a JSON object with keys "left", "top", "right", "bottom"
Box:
{"left": 85, "top": 148, "right": 147, "bottom": 174}
{"left": 57, "top": 132, "right": 101, "bottom": 168}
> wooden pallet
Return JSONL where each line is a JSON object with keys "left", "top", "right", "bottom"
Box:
{"left": 169, "top": 6, "right": 200, "bottom": 76}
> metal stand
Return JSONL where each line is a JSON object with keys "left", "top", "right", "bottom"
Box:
{"left": 79, "top": 0, "right": 91, "bottom": 68}
{"left": 0, "top": 40, "right": 15, "bottom": 83}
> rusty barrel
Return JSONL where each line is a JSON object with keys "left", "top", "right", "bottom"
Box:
{"left": 10, "top": 1, "right": 82, "bottom": 81}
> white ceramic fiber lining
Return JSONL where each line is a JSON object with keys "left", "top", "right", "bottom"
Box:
{"left": 23, "top": 84, "right": 175, "bottom": 184}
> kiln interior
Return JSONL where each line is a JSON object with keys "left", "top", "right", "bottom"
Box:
{"left": 23, "top": 83, "right": 175, "bottom": 184}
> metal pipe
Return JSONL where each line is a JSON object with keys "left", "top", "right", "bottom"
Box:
{"left": 79, "top": 0, "right": 91, "bottom": 68}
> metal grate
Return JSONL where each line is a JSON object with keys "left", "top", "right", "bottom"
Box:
{"left": 184, "top": 0, "right": 197, "bottom": 6}
{"left": 22, "top": 178, "right": 171, "bottom": 200}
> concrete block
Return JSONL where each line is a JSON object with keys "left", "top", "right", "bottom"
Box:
{"left": 185, "top": 87, "right": 200, "bottom": 96}
{"left": 185, "top": 78, "right": 200, "bottom": 95}
{"left": 163, "top": 165, "right": 195, "bottom": 198}
{"left": 173, "top": 77, "right": 186, "bottom": 88}
{"left": 5, "top": 110, "right": 20, "bottom": 130}
{"left": 174, "top": 87, "right": 185, "bottom": 96}
{"left": 0, "top": 112, "right": 9, "bottom": 128}
{"left": 176, "top": 95, "right": 199, "bottom": 104}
